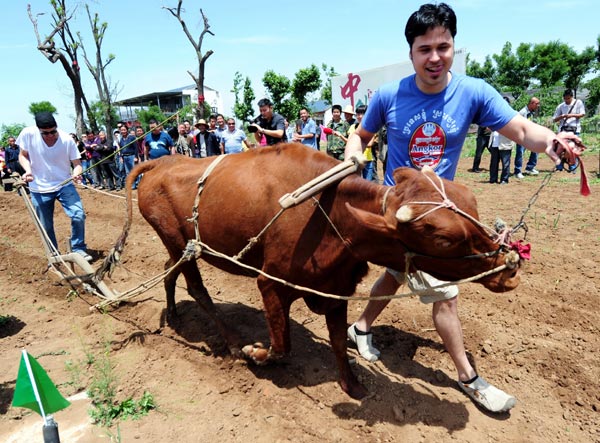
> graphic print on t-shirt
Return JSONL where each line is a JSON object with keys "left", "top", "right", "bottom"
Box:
{"left": 408, "top": 122, "right": 446, "bottom": 170}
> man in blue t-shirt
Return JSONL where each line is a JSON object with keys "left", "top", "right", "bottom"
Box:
{"left": 144, "top": 119, "right": 175, "bottom": 160}
{"left": 292, "top": 108, "right": 317, "bottom": 149}
{"left": 345, "top": 2, "right": 581, "bottom": 415}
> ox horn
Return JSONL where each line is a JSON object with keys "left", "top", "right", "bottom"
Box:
{"left": 421, "top": 165, "right": 434, "bottom": 173}
{"left": 396, "top": 205, "right": 413, "bottom": 223}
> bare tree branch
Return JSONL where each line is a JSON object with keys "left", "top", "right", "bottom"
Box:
{"left": 164, "top": 1, "right": 215, "bottom": 119}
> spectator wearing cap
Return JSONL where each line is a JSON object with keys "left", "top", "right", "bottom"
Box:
{"left": 17, "top": 111, "right": 92, "bottom": 262}
{"left": 193, "top": 119, "right": 221, "bottom": 157}
{"left": 325, "top": 104, "right": 349, "bottom": 160}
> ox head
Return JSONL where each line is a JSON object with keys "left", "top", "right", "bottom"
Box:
{"left": 345, "top": 166, "right": 520, "bottom": 292}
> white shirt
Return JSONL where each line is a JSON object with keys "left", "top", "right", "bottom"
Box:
{"left": 16, "top": 126, "right": 81, "bottom": 193}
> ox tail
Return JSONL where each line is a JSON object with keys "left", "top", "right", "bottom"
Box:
{"left": 94, "top": 161, "right": 159, "bottom": 281}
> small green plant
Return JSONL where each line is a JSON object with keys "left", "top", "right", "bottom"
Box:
{"left": 87, "top": 339, "right": 156, "bottom": 427}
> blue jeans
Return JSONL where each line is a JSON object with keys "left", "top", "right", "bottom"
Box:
{"left": 81, "top": 159, "right": 94, "bottom": 185}
{"left": 362, "top": 161, "right": 374, "bottom": 181}
{"left": 514, "top": 145, "right": 538, "bottom": 174}
{"left": 30, "top": 183, "right": 86, "bottom": 253}
{"left": 122, "top": 154, "right": 135, "bottom": 188}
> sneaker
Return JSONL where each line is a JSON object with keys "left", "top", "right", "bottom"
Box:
{"left": 515, "top": 173, "right": 524, "bottom": 179}
{"left": 347, "top": 324, "right": 380, "bottom": 362}
{"left": 458, "top": 376, "right": 516, "bottom": 413}
{"left": 500, "top": 180, "right": 508, "bottom": 185}
{"left": 74, "top": 250, "right": 93, "bottom": 262}
{"left": 525, "top": 168, "right": 539, "bottom": 176}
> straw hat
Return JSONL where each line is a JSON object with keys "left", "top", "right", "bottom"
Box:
{"left": 343, "top": 105, "right": 355, "bottom": 115}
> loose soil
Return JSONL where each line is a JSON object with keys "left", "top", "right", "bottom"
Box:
{"left": 1, "top": 154, "right": 599, "bottom": 443}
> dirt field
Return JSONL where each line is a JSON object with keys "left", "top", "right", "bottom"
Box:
{"left": 1, "top": 153, "right": 599, "bottom": 443}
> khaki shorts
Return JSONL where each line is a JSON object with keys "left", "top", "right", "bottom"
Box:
{"left": 386, "top": 269, "right": 459, "bottom": 304}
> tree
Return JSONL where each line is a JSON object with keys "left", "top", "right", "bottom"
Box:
{"left": 77, "top": 4, "right": 119, "bottom": 140}
{"left": 262, "top": 66, "right": 322, "bottom": 121}
{"left": 27, "top": 0, "right": 96, "bottom": 135}
{"left": 291, "top": 64, "right": 321, "bottom": 108}
{"left": 319, "top": 63, "right": 338, "bottom": 105}
{"left": 29, "top": 101, "right": 58, "bottom": 117}
{"left": 1, "top": 124, "right": 26, "bottom": 147}
{"left": 136, "top": 106, "right": 168, "bottom": 130}
{"left": 164, "top": 1, "right": 214, "bottom": 121}
{"left": 492, "top": 42, "right": 532, "bottom": 100}
{"left": 231, "top": 72, "right": 255, "bottom": 123}
{"left": 88, "top": 100, "right": 119, "bottom": 132}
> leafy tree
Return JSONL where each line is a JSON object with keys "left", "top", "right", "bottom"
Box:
{"left": 466, "top": 55, "right": 499, "bottom": 89}
{"left": 262, "top": 65, "right": 322, "bottom": 121}
{"left": 29, "top": 101, "right": 58, "bottom": 117}
{"left": 231, "top": 72, "right": 255, "bottom": 123}
{"left": 1, "top": 124, "right": 26, "bottom": 147}
{"left": 319, "top": 63, "right": 338, "bottom": 105}
{"left": 136, "top": 105, "right": 168, "bottom": 130}
{"left": 88, "top": 100, "right": 119, "bottom": 132}
{"left": 164, "top": 1, "right": 214, "bottom": 120}
{"left": 291, "top": 64, "right": 321, "bottom": 108}
{"left": 492, "top": 42, "right": 532, "bottom": 100}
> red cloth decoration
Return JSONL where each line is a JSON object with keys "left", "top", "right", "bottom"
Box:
{"left": 322, "top": 127, "right": 333, "bottom": 135}
{"left": 510, "top": 240, "right": 531, "bottom": 261}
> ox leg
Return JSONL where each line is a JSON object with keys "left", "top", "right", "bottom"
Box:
{"left": 163, "top": 258, "right": 180, "bottom": 325}
{"left": 325, "top": 302, "right": 368, "bottom": 400}
{"left": 179, "top": 260, "right": 242, "bottom": 356}
{"left": 245, "top": 278, "right": 290, "bottom": 365}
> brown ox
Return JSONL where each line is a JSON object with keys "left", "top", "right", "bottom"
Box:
{"left": 105, "top": 142, "right": 519, "bottom": 399}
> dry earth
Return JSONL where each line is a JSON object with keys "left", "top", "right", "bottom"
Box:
{"left": 1, "top": 153, "right": 599, "bottom": 442}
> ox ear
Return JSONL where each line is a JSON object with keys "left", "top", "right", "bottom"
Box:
{"left": 344, "top": 202, "right": 397, "bottom": 233}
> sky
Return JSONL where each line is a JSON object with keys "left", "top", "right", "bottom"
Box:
{"left": 1, "top": 0, "right": 598, "bottom": 133}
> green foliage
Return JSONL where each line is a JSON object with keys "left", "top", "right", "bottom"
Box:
{"left": 89, "top": 101, "right": 120, "bottom": 132}
{"left": 232, "top": 72, "right": 255, "bottom": 122}
{"left": 1, "top": 123, "right": 26, "bottom": 146}
{"left": 86, "top": 341, "right": 156, "bottom": 427}
{"left": 320, "top": 63, "right": 338, "bottom": 105}
{"left": 262, "top": 70, "right": 291, "bottom": 108}
{"left": 136, "top": 105, "right": 168, "bottom": 129}
{"left": 262, "top": 65, "right": 322, "bottom": 121}
{"left": 28, "top": 101, "right": 57, "bottom": 117}
{"left": 291, "top": 64, "right": 321, "bottom": 107}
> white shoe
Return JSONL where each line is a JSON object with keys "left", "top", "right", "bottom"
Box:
{"left": 347, "top": 324, "right": 380, "bottom": 362}
{"left": 515, "top": 172, "right": 524, "bottom": 179}
{"left": 458, "top": 376, "right": 516, "bottom": 413}
{"left": 74, "top": 250, "right": 93, "bottom": 262}
{"left": 526, "top": 168, "right": 539, "bottom": 176}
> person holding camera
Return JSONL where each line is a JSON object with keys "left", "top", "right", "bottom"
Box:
{"left": 248, "top": 98, "right": 287, "bottom": 146}
{"left": 553, "top": 89, "right": 585, "bottom": 136}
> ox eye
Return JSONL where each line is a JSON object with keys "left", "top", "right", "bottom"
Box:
{"left": 433, "top": 237, "right": 452, "bottom": 249}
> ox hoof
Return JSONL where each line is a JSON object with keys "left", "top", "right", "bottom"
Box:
{"left": 241, "top": 342, "right": 271, "bottom": 365}
{"left": 341, "top": 380, "right": 368, "bottom": 400}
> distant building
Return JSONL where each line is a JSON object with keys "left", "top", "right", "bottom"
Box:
{"left": 114, "top": 84, "right": 223, "bottom": 124}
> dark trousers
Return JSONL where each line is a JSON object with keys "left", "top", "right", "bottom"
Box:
{"left": 472, "top": 134, "right": 490, "bottom": 171}
{"left": 489, "top": 148, "right": 512, "bottom": 183}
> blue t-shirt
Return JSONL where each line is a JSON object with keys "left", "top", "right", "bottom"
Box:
{"left": 300, "top": 118, "right": 317, "bottom": 149}
{"left": 362, "top": 74, "right": 516, "bottom": 184}
{"left": 220, "top": 129, "right": 247, "bottom": 154}
{"left": 145, "top": 131, "right": 174, "bottom": 160}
